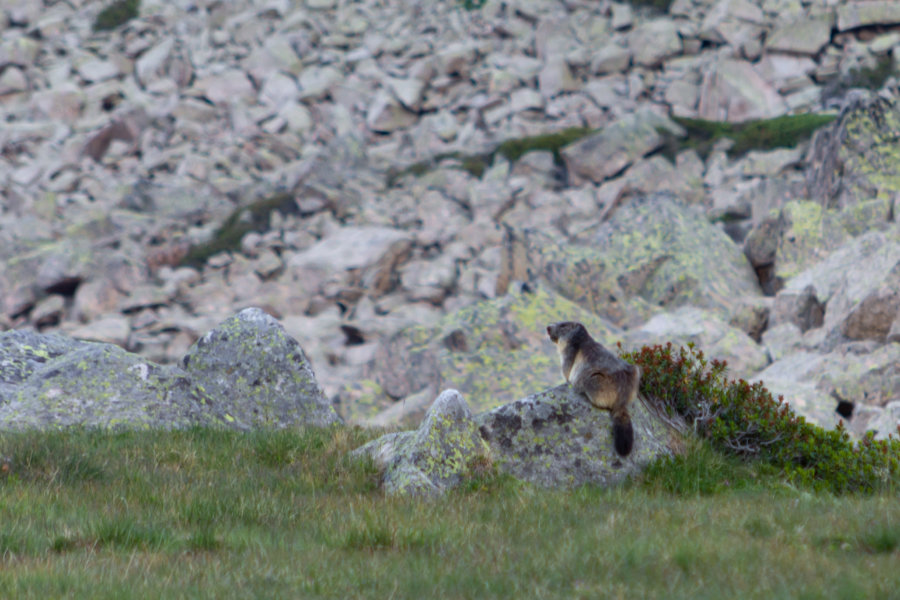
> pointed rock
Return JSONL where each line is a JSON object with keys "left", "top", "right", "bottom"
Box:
{"left": 182, "top": 307, "right": 340, "bottom": 429}
{"left": 353, "top": 389, "right": 490, "bottom": 497}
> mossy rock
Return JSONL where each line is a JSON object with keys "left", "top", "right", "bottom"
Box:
{"left": 503, "top": 228, "right": 660, "bottom": 329}
{"left": 807, "top": 94, "right": 900, "bottom": 209}
{"left": 478, "top": 383, "right": 674, "bottom": 488}
{"left": 0, "top": 336, "right": 219, "bottom": 431}
{"left": 341, "top": 285, "right": 625, "bottom": 424}
{"left": 574, "top": 192, "right": 762, "bottom": 320}
{"left": 352, "top": 389, "right": 490, "bottom": 497}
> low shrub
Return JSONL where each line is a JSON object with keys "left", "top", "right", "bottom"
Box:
{"left": 623, "top": 342, "right": 900, "bottom": 494}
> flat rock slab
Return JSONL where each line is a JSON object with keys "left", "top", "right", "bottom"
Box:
{"left": 837, "top": 1, "right": 900, "bottom": 31}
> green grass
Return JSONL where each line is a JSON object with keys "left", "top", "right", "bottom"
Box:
{"left": 93, "top": 0, "right": 140, "bottom": 32}
{"left": 1, "top": 427, "right": 899, "bottom": 599}
{"left": 663, "top": 113, "right": 838, "bottom": 161}
{"left": 386, "top": 127, "right": 595, "bottom": 186}
{"left": 180, "top": 193, "right": 301, "bottom": 268}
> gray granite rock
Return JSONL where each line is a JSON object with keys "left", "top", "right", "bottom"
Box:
{"left": 352, "top": 389, "right": 489, "bottom": 497}
{"left": 478, "top": 384, "right": 672, "bottom": 488}
{"left": 561, "top": 108, "right": 682, "bottom": 183}
{"left": 0, "top": 308, "right": 340, "bottom": 431}
{"left": 182, "top": 308, "right": 340, "bottom": 429}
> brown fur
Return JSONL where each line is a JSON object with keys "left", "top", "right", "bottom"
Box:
{"left": 547, "top": 321, "right": 638, "bottom": 456}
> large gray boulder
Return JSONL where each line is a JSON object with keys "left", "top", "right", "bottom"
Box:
{"left": 181, "top": 307, "right": 341, "bottom": 429}
{"left": 341, "top": 284, "right": 626, "bottom": 425}
{"left": 0, "top": 308, "right": 340, "bottom": 430}
{"left": 478, "top": 384, "right": 672, "bottom": 488}
{"left": 0, "top": 330, "right": 218, "bottom": 430}
{"left": 574, "top": 193, "right": 763, "bottom": 322}
{"left": 781, "top": 231, "right": 900, "bottom": 349}
{"left": 355, "top": 385, "right": 674, "bottom": 496}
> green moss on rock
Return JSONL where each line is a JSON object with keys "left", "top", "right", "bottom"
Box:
{"left": 342, "top": 285, "right": 624, "bottom": 424}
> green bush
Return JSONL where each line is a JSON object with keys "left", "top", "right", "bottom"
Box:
{"left": 624, "top": 343, "right": 900, "bottom": 494}
{"left": 93, "top": 0, "right": 140, "bottom": 32}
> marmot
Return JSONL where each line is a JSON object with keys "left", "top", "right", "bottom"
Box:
{"left": 546, "top": 321, "right": 638, "bottom": 457}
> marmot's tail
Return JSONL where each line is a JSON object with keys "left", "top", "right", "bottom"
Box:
{"left": 612, "top": 409, "right": 634, "bottom": 457}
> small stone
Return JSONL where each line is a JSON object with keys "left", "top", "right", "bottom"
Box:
{"left": 31, "top": 295, "right": 65, "bottom": 327}
{"left": 69, "top": 316, "right": 131, "bottom": 346}
{"left": 298, "top": 66, "right": 342, "bottom": 100}
{"left": 386, "top": 76, "right": 425, "bottom": 110}
{"left": 538, "top": 57, "right": 578, "bottom": 98}
{"left": 436, "top": 42, "right": 479, "bottom": 78}
{"left": 509, "top": 87, "right": 545, "bottom": 113}
{"left": 590, "top": 43, "right": 631, "bottom": 75}
{"left": 195, "top": 69, "right": 255, "bottom": 105}
{"left": 584, "top": 76, "right": 625, "bottom": 107}
{"left": 366, "top": 91, "right": 417, "bottom": 133}
{"left": 73, "top": 279, "right": 126, "bottom": 322}
{"left": 77, "top": 59, "right": 120, "bottom": 83}
{"left": 766, "top": 15, "right": 834, "bottom": 56}
{"left": 135, "top": 37, "right": 175, "bottom": 87}
{"left": 0, "top": 66, "right": 27, "bottom": 95}
{"left": 611, "top": 2, "right": 633, "bottom": 30}
{"left": 837, "top": 1, "right": 900, "bottom": 31}
{"left": 259, "top": 71, "right": 299, "bottom": 107}
{"left": 279, "top": 102, "right": 313, "bottom": 132}
{"left": 253, "top": 250, "right": 283, "bottom": 279}
{"left": 630, "top": 20, "right": 682, "bottom": 68}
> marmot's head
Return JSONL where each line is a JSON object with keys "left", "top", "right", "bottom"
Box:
{"left": 546, "top": 321, "right": 587, "bottom": 344}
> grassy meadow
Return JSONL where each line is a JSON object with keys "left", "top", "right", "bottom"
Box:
{"left": 0, "top": 426, "right": 898, "bottom": 599}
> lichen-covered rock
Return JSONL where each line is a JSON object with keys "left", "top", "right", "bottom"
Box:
{"left": 806, "top": 94, "right": 900, "bottom": 210}
{"left": 477, "top": 384, "right": 673, "bottom": 488}
{"left": 342, "top": 285, "right": 624, "bottom": 424}
{"left": 0, "top": 335, "right": 218, "bottom": 430}
{"left": 574, "top": 193, "right": 762, "bottom": 321}
{"left": 501, "top": 227, "right": 660, "bottom": 329}
{"left": 0, "top": 330, "right": 84, "bottom": 400}
{"left": 352, "top": 389, "right": 489, "bottom": 497}
{"left": 773, "top": 200, "right": 851, "bottom": 283}
{"left": 182, "top": 307, "right": 340, "bottom": 429}
{"left": 0, "top": 308, "right": 340, "bottom": 430}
